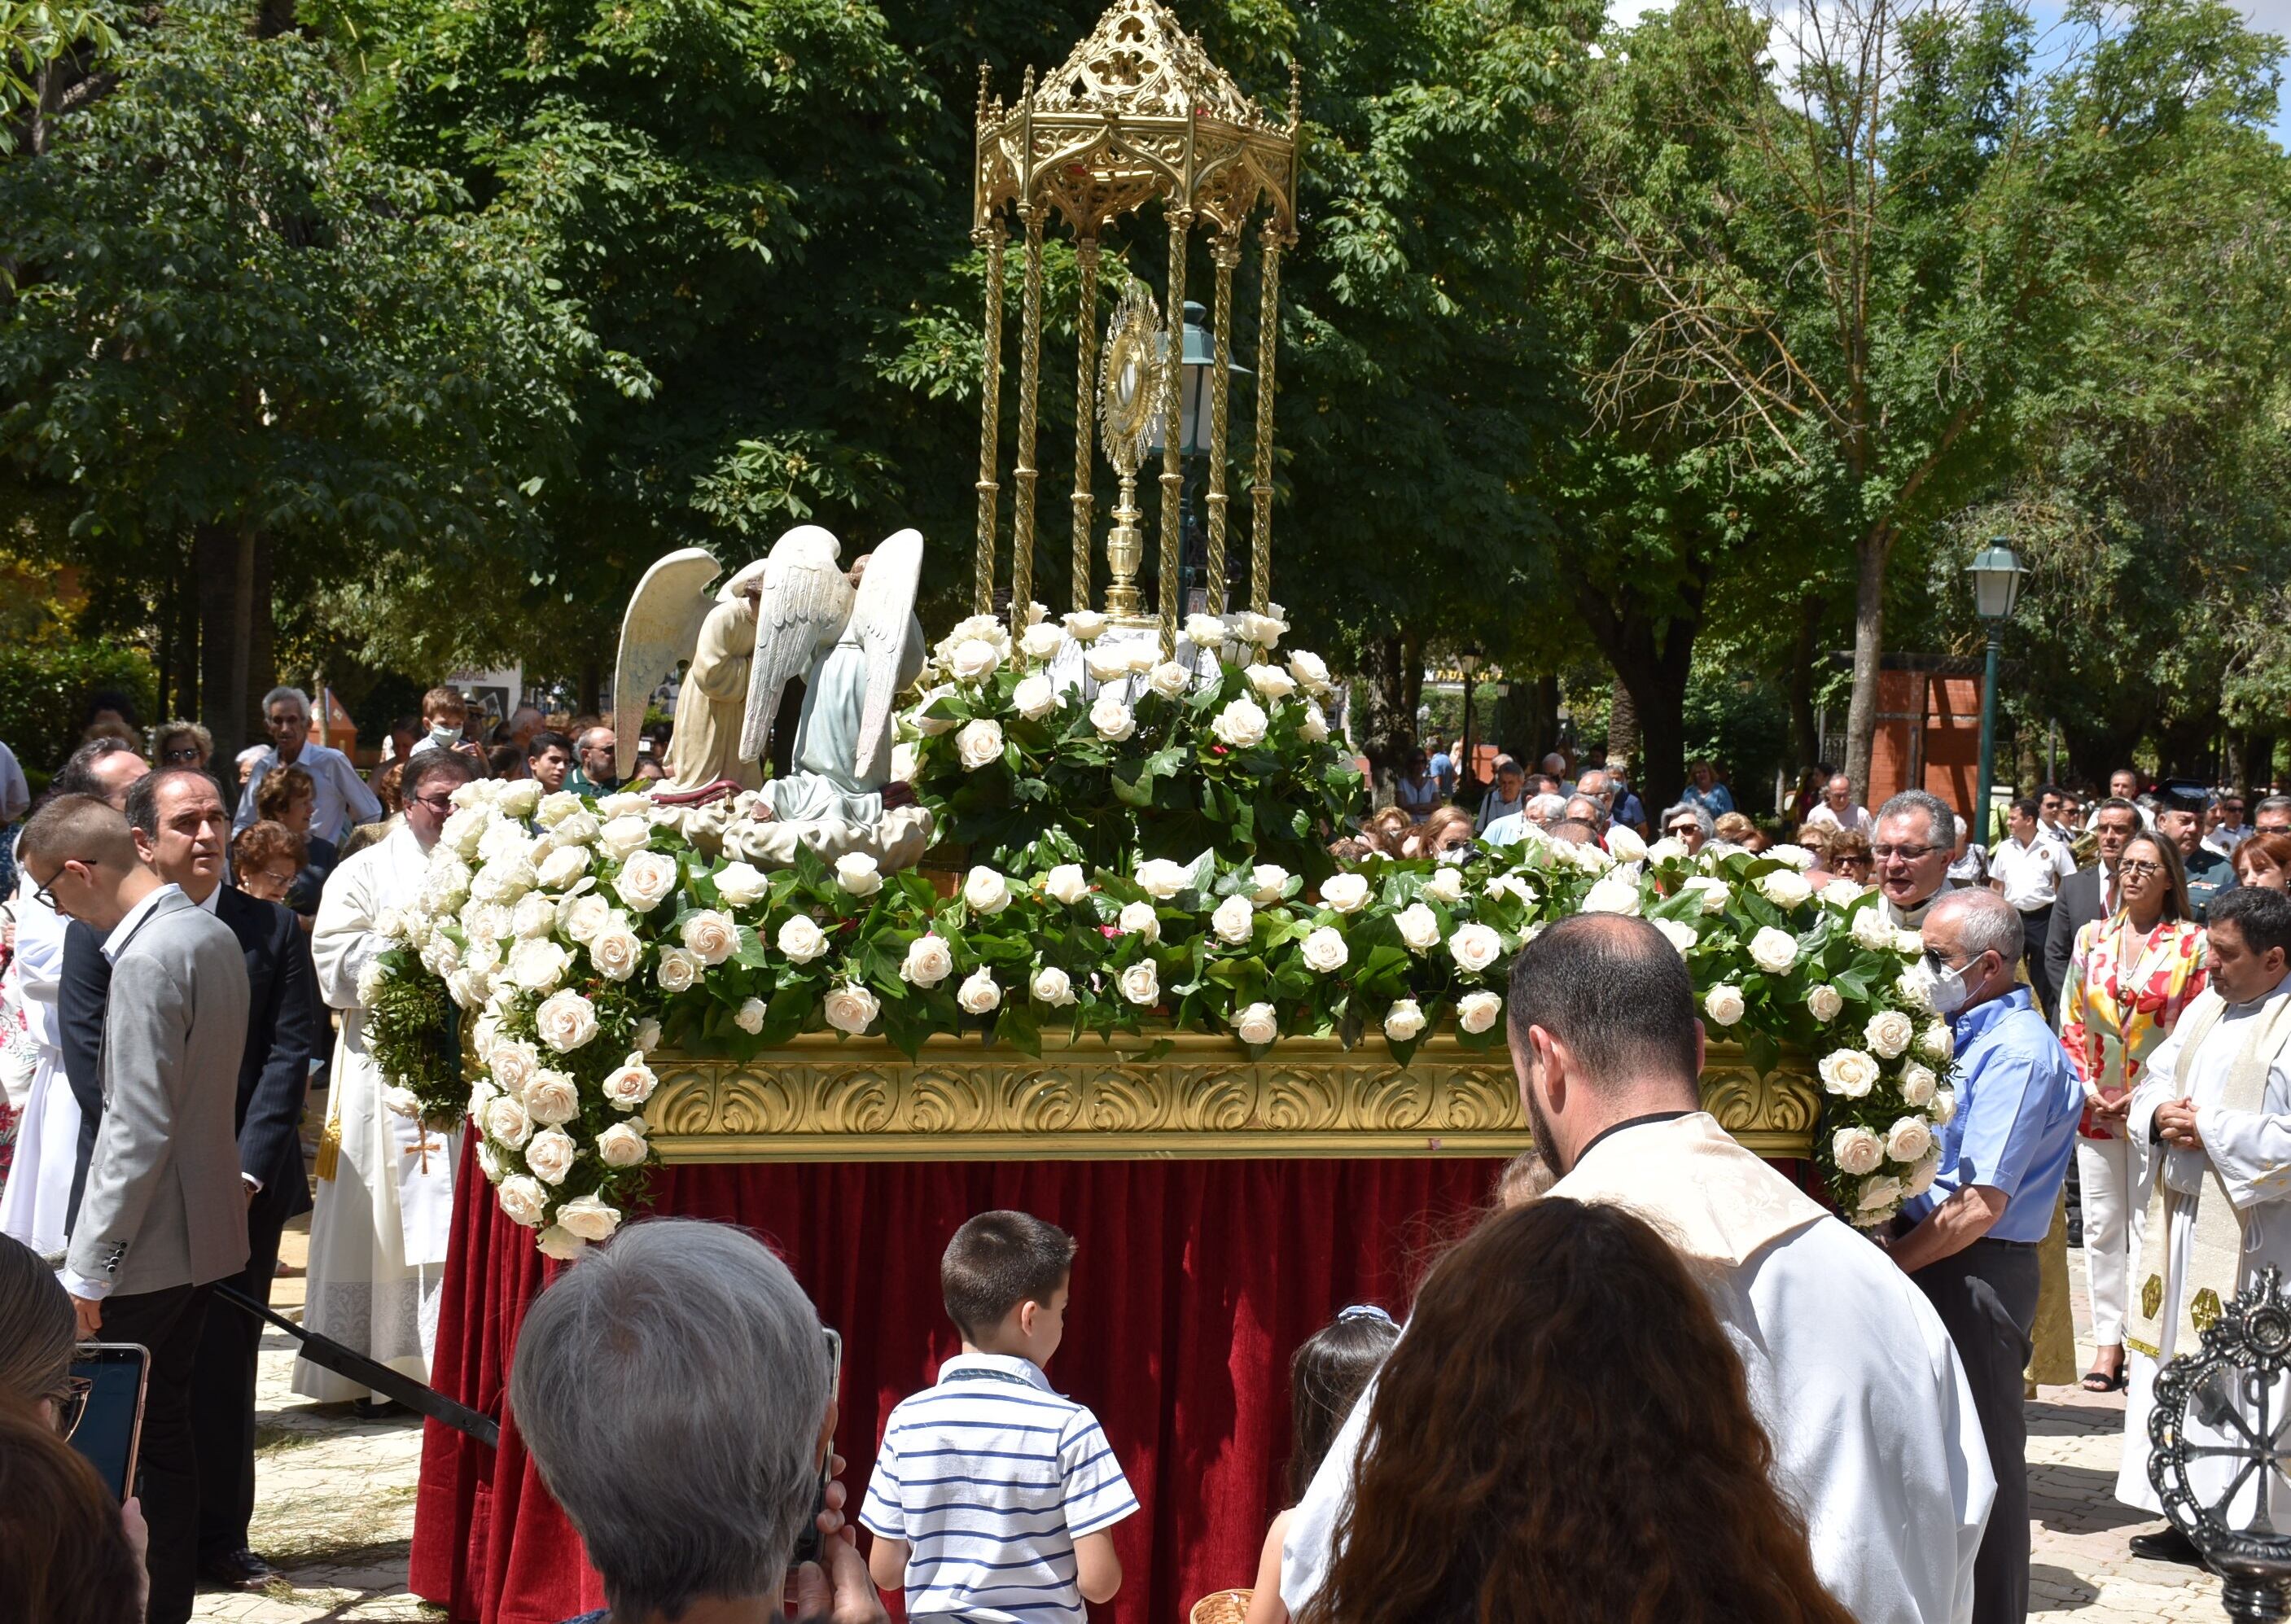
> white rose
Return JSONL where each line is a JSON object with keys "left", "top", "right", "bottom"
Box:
{"left": 777, "top": 915, "right": 828, "bottom": 964}
{"left": 552, "top": 812, "right": 602, "bottom": 848}
{"left": 1895, "top": 964, "right": 1937, "bottom": 1012}
{"left": 956, "top": 718, "right": 1005, "bottom": 772}
{"left": 1146, "top": 662, "right": 1191, "bottom": 700}
{"left": 440, "top": 806, "right": 487, "bottom": 858}
{"left": 1011, "top": 673, "right": 1059, "bottom": 720}
{"left": 490, "top": 1039, "right": 541, "bottom": 1095}
{"left": 962, "top": 866, "right": 1013, "bottom": 915}
{"left": 471, "top": 858, "right": 538, "bottom": 905}
{"left": 1089, "top": 695, "right": 1135, "bottom": 742}
{"left": 555, "top": 1192, "right": 623, "bottom": 1243}
{"left": 1930, "top": 1087, "right": 1958, "bottom": 1127}
{"left": 1210, "top": 893, "right": 1255, "bottom": 945}
{"left": 1759, "top": 869, "right": 1814, "bottom": 908}
{"left": 1748, "top": 926, "right": 1799, "bottom": 975}
{"left": 1855, "top": 1176, "right": 1904, "bottom": 1215}
{"left": 1121, "top": 641, "right": 1158, "bottom": 676}
{"left": 1299, "top": 703, "right": 1330, "bottom": 743}
{"left": 1581, "top": 873, "right": 1642, "bottom": 917}
{"left": 1704, "top": 983, "right": 1746, "bottom": 1026}
{"left": 1886, "top": 1117, "right": 1934, "bottom": 1164}
{"left": 1805, "top": 983, "right": 1845, "bottom": 1022}
{"left": 1032, "top": 965, "right": 1076, "bottom": 1007}
{"left": 1486, "top": 875, "right": 1537, "bottom": 908}
{"left": 357, "top": 958, "right": 388, "bottom": 1007}
{"left": 680, "top": 909, "right": 740, "bottom": 966}
{"left": 1233, "top": 1001, "right": 1280, "bottom": 1045}
{"left": 1899, "top": 1063, "right": 1938, "bottom": 1107}
{"left": 1832, "top": 1127, "right": 1885, "bottom": 1176}
{"left": 890, "top": 742, "right": 920, "bottom": 784}
{"left": 534, "top": 990, "right": 601, "bottom": 1053}
{"left": 476, "top": 1139, "right": 504, "bottom": 1183}
{"left": 589, "top": 922, "right": 642, "bottom": 982}
{"left": 536, "top": 790, "right": 583, "bottom": 828}
{"left": 1448, "top": 922, "right": 1503, "bottom": 974}
{"left": 1820, "top": 878, "right": 1866, "bottom": 908}
{"left": 1134, "top": 859, "right": 1189, "bottom": 900}
{"left": 536, "top": 845, "right": 591, "bottom": 892}
{"left": 1768, "top": 843, "right": 1816, "bottom": 871}
{"left": 1119, "top": 959, "right": 1160, "bottom": 1006}
{"left": 1185, "top": 611, "right": 1229, "bottom": 648}
{"left": 1851, "top": 908, "right": 1896, "bottom": 951}
{"left": 524, "top": 1071, "right": 581, "bottom": 1122}
{"left": 655, "top": 947, "right": 702, "bottom": 993}
{"left": 909, "top": 686, "right": 957, "bottom": 735}
{"left": 377, "top": 906, "right": 409, "bottom": 942}
{"left": 1819, "top": 1048, "right": 1881, "bottom": 1098}
{"left": 535, "top": 1224, "right": 586, "bottom": 1261}
{"left": 1562, "top": 840, "right": 1614, "bottom": 875}
{"left": 1646, "top": 836, "right": 1689, "bottom": 864}
{"left": 1321, "top": 873, "right": 1371, "bottom": 914}
{"left": 1211, "top": 697, "right": 1269, "bottom": 749}
{"left": 902, "top": 934, "right": 954, "bottom": 987}
{"left": 1605, "top": 825, "right": 1649, "bottom": 863}
{"left": 1457, "top": 990, "right": 1505, "bottom": 1035}
{"left": 1864, "top": 1009, "right": 1915, "bottom": 1060}
{"left": 1421, "top": 867, "right": 1465, "bottom": 906}
{"left": 599, "top": 1056, "right": 659, "bottom": 1110}
{"left": 496, "top": 779, "right": 541, "bottom": 818}
{"left": 1249, "top": 864, "right": 1292, "bottom": 905}
{"left": 508, "top": 937, "right": 572, "bottom": 993}
{"left": 713, "top": 860, "right": 769, "bottom": 907}
{"left": 1395, "top": 903, "right": 1440, "bottom": 953}
{"left": 1043, "top": 865, "right": 1091, "bottom": 906}
{"left": 1287, "top": 650, "right": 1334, "bottom": 695}
{"left": 824, "top": 983, "right": 881, "bottom": 1036}
{"left": 497, "top": 1175, "right": 549, "bottom": 1228}
{"left": 596, "top": 1119, "right": 648, "bottom": 1169}
{"left": 1119, "top": 900, "right": 1160, "bottom": 944}
{"left": 1064, "top": 610, "right": 1108, "bottom": 642}
{"left": 835, "top": 852, "right": 883, "bottom": 897}
{"left": 948, "top": 637, "right": 1001, "bottom": 682}
{"left": 483, "top": 1092, "right": 533, "bottom": 1149}
{"left": 1654, "top": 918, "right": 1697, "bottom": 956}
{"left": 512, "top": 892, "right": 559, "bottom": 940}
{"left": 633, "top": 1018, "right": 662, "bottom": 1052}
{"left": 734, "top": 997, "right": 767, "bottom": 1035}
{"left": 957, "top": 968, "right": 1003, "bottom": 1015}
{"left": 598, "top": 816, "right": 653, "bottom": 863}
{"left": 1301, "top": 926, "right": 1350, "bottom": 974}
{"left": 614, "top": 851, "right": 679, "bottom": 914}
{"left": 1246, "top": 663, "right": 1298, "bottom": 701}
{"left": 1903, "top": 1149, "right": 1943, "bottom": 1197}
{"left": 1019, "top": 621, "right": 1066, "bottom": 661}
{"left": 1084, "top": 643, "right": 1132, "bottom": 682}
{"left": 1919, "top": 1021, "right": 1954, "bottom": 1062}
{"left": 524, "top": 1127, "right": 577, "bottom": 1185}
{"left": 1382, "top": 999, "right": 1428, "bottom": 1042}
{"left": 1894, "top": 930, "right": 1925, "bottom": 957}
{"left": 1680, "top": 876, "right": 1729, "bottom": 915}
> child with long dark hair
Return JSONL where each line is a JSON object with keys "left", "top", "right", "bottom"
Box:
{"left": 1303, "top": 1199, "right": 1854, "bottom": 1624}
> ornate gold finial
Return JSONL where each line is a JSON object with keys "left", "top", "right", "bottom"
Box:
{"left": 1288, "top": 59, "right": 1301, "bottom": 129}
{"left": 975, "top": 61, "right": 991, "bottom": 124}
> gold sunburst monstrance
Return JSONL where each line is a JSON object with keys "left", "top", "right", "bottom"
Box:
{"left": 970, "top": 0, "right": 1300, "bottom": 647}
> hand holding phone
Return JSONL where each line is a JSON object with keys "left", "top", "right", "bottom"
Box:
{"left": 66, "top": 1343, "right": 151, "bottom": 1501}
{"left": 789, "top": 1328, "right": 843, "bottom": 1569}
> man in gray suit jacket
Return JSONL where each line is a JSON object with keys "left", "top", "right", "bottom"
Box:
{"left": 20, "top": 794, "right": 251, "bottom": 1624}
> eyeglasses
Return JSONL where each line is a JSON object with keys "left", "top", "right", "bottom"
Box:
{"left": 29, "top": 858, "right": 86, "bottom": 913}
{"left": 1871, "top": 843, "right": 1938, "bottom": 862}
{"left": 1665, "top": 824, "right": 1699, "bottom": 837}
{"left": 162, "top": 746, "right": 203, "bottom": 764}
{"left": 407, "top": 793, "right": 456, "bottom": 815}
{"left": 2119, "top": 859, "right": 2165, "bottom": 880}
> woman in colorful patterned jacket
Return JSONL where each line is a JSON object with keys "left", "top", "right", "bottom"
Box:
{"left": 2058, "top": 830, "right": 2209, "bottom": 1393}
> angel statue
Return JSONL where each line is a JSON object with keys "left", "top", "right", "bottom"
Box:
{"left": 612, "top": 526, "right": 933, "bottom": 870}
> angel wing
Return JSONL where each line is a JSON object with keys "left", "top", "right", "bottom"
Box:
{"left": 847, "top": 527, "right": 926, "bottom": 784}
{"left": 738, "top": 525, "right": 855, "bottom": 761}
{"left": 613, "top": 549, "right": 723, "bottom": 781}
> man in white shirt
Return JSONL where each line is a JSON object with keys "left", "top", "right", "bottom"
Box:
{"left": 1281, "top": 914, "right": 1993, "bottom": 1624}
{"left": 232, "top": 686, "right": 382, "bottom": 845}
{"left": 1803, "top": 772, "right": 1874, "bottom": 838}
{"left": 1989, "top": 796, "right": 2077, "bottom": 1019}
{"left": 2205, "top": 793, "right": 2251, "bottom": 860}
{"left": 2036, "top": 785, "right": 2076, "bottom": 853}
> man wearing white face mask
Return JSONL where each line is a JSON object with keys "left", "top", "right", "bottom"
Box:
{"left": 1892, "top": 889, "right": 2083, "bottom": 1624}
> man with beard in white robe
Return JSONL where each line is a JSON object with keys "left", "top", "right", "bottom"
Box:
{"left": 294, "top": 748, "right": 475, "bottom": 1403}
{"left": 1282, "top": 914, "right": 1995, "bottom": 1624}
{"left": 2113, "top": 883, "right": 2291, "bottom": 1565}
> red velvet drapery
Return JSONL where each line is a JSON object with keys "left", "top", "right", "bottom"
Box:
{"left": 410, "top": 1139, "right": 1505, "bottom": 1624}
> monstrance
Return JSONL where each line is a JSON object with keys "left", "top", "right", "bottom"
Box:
{"left": 1097, "top": 279, "right": 1161, "bottom": 624}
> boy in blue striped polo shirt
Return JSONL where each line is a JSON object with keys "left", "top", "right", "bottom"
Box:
{"left": 861, "top": 1210, "right": 1137, "bottom": 1622}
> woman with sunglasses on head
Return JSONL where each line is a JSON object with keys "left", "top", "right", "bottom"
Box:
{"left": 2057, "top": 830, "right": 2208, "bottom": 1394}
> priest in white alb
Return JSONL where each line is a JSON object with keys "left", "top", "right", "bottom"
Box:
{"left": 1283, "top": 914, "right": 1994, "bottom": 1624}
{"left": 2114, "top": 883, "right": 2291, "bottom": 1565}
{"left": 295, "top": 748, "right": 475, "bottom": 1401}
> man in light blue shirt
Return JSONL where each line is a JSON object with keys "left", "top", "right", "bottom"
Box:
{"left": 1893, "top": 887, "right": 2081, "bottom": 1624}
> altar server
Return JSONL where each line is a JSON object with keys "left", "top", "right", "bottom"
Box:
{"left": 1282, "top": 914, "right": 1994, "bottom": 1624}
{"left": 2113, "top": 884, "right": 2291, "bottom": 1565}
{"left": 0, "top": 864, "right": 73, "bottom": 1254}
{"left": 295, "top": 747, "right": 474, "bottom": 1401}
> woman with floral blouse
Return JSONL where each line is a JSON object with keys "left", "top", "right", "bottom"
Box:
{"left": 2057, "top": 831, "right": 2208, "bottom": 1391}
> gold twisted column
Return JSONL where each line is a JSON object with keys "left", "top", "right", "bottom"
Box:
{"left": 1070, "top": 239, "right": 1101, "bottom": 615}
{"left": 974, "top": 221, "right": 1007, "bottom": 616}
{"left": 1011, "top": 207, "right": 1047, "bottom": 620}
{"left": 1157, "top": 208, "right": 1193, "bottom": 653}
{"left": 1205, "top": 234, "right": 1239, "bottom": 615}
{"left": 1250, "top": 224, "right": 1284, "bottom": 615}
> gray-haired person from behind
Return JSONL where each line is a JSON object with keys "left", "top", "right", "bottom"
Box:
{"left": 510, "top": 1219, "right": 885, "bottom": 1624}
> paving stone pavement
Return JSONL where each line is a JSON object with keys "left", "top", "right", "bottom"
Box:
{"left": 196, "top": 1238, "right": 2227, "bottom": 1622}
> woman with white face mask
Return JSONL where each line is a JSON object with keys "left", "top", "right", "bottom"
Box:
{"left": 2057, "top": 831, "right": 2209, "bottom": 1393}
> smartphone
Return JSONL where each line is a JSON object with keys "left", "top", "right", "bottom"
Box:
{"left": 789, "top": 1327, "right": 843, "bottom": 1568}
{"left": 66, "top": 1343, "right": 150, "bottom": 1501}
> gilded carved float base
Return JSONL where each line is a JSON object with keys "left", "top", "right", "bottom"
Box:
{"left": 643, "top": 1035, "right": 1818, "bottom": 1164}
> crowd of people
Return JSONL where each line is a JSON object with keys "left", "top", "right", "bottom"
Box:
{"left": 4, "top": 679, "right": 2291, "bottom": 1624}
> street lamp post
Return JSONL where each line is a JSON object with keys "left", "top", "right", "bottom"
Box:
{"left": 1458, "top": 646, "right": 1485, "bottom": 799}
{"left": 1968, "top": 540, "right": 2028, "bottom": 851}
{"left": 1149, "top": 300, "right": 1248, "bottom": 613}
